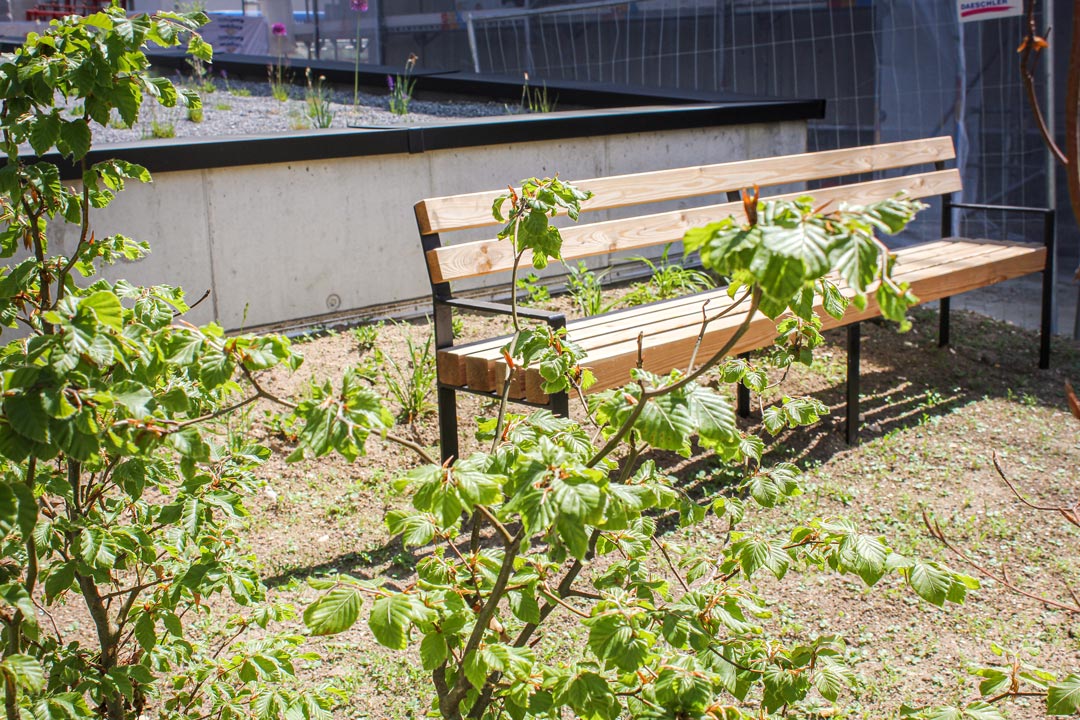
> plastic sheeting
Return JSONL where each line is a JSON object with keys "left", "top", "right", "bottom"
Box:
{"left": 458, "top": 0, "right": 1060, "bottom": 251}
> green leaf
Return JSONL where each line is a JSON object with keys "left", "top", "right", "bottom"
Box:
{"left": 29, "top": 110, "right": 60, "bottom": 156}
{"left": 906, "top": 561, "right": 953, "bottom": 607}
{"left": 960, "top": 702, "right": 1007, "bottom": 720}
{"left": 635, "top": 392, "right": 693, "bottom": 456}
{"left": 509, "top": 584, "right": 541, "bottom": 624}
{"left": 821, "top": 279, "right": 849, "bottom": 320}
{"left": 812, "top": 657, "right": 850, "bottom": 702}
{"left": 2, "top": 654, "right": 44, "bottom": 692}
{"left": 420, "top": 632, "right": 448, "bottom": 671}
{"left": 4, "top": 392, "right": 50, "bottom": 444}
{"left": 82, "top": 290, "right": 124, "bottom": 331}
{"left": 1048, "top": 675, "right": 1080, "bottom": 715}
{"left": 739, "top": 538, "right": 790, "bottom": 579}
{"left": 463, "top": 650, "right": 489, "bottom": 691}
{"left": 385, "top": 511, "right": 437, "bottom": 547}
{"left": 585, "top": 613, "right": 651, "bottom": 672}
{"left": 761, "top": 217, "right": 831, "bottom": 277}
{"left": 686, "top": 383, "right": 738, "bottom": 451}
{"left": 368, "top": 594, "right": 412, "bottom": 650}
{"left": 198, "top": 347, "right": 234, "bottom": 389}
{"left": 831, "top": 232, "right": 879, "bottom": 294}
{"left": 557, "top": 671, "right": 620, "bottom": 720}
{"left": 0, "top": 484, "right": 16, "bottom": 537}
{"left": 43, "top": 562, "right": 76, "bottom": 602}
{"left": 133, "top": 611, "right": 156, "bottom": 653}
{"left": 304, "top": 586, "right": 363, "bottom": 636}
{"left": 552, "top": 475, "right": 602, "bottom": 521}
{"left": 111, "top": 382, "right": 154, "bottom": 418}
{"left": 168, "top": 427, "right": 211, "bottom": 461}
{"left": 78, "top": 527, "right": 117, "bottom": 569}
{"left": 58, "top": 119, "right": 92, "bottom": 160}
{"left": 845, "top": 533, "right": 888, "bottom": 586}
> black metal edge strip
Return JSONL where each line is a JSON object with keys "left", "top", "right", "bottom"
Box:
{"left": 144, "top": 51, "right": 780, "bottom": 107}
{"left": 36, "top": 99, "right": 824, "bottom": 180}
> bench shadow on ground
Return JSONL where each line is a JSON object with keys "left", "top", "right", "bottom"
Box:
{"left": 650, "top": 307, "right": 1080, "bottom": 511}
{"left": 263, "top": 308, "right": 1080, "bottom": 587}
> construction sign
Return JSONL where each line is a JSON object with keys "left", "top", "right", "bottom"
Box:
{"left": 959, "top": 0, "right": 1024, "bottom": 22}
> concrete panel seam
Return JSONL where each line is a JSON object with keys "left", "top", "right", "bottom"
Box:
{"left": 201, "top": 168, "right": 221, "bottom": 323}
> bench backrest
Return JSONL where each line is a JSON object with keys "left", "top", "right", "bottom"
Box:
{"left": 415, "top": 136, "right": 959, "bottom": 287}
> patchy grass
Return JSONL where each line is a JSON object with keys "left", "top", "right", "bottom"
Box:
{"left": 228, "top": 306, "right": 1080, "bottom": 718}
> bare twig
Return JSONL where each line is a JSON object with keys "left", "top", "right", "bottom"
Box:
{"left": 653, "top": 538, "right": 690, "bottom": 593}
{"left": 993, "top": 453, "right": 1080, "bottom": 527}
{"left": 1020, "top": 0, "right": 1067, "bottom": 165}
{"left": 174, "top": 288, "right": 212, "bottom": 317}
{"left": 385, "top": 432, "right": 437, "bottom": 465}
{"left": 923, "top": 510, "right": 1080, "bottom": 614}
{"left": 475, "top": 505, "right": 514, "bottom": 546}
{"left": 686, "top": 286, "right": 753, "bottom": 373}
{"left": 538, "top": 584, "right": 589, "bottom": 618}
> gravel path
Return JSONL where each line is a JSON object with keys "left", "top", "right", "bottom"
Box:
{"left": 91, "top": 77, "right": 508, "bottom": 145}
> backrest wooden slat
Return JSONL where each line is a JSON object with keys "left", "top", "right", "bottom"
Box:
{"left": 414, "top": 136, "right": 956, "bottom": 236}
{"left": 426, "top": 167, "right": 963, "bottom": 284}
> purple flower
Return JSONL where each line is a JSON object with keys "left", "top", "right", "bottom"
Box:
{"left": 220, "top": 68, "right": 228, "bottom": 79}
{"left": 271, "top": 22, "right": 287, "bottom": 37}
{"left": 386, "top": 74, "right": 394, "bottom": 90}
{"left": 350, "top": 0, "right": 368, "bottom": 11}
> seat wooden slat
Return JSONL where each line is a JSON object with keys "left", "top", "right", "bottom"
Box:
{"left": 518, "top": 243, "right": 1045, "bottom": 402}
{"left": 438, "top": 236, "right": 972, "bottom": 380}
{"left": 426, "top": 168, "right": 963, "bottom": 284}
{"left": 415, "top": 137, "right": 956, "bottom": 235}
{"left": 439, "top": 238, "right": 1009, "bottom": 391}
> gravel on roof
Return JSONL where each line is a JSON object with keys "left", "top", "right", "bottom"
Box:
{"left": 91, "top": 77, "right": 509, "bottom": 145}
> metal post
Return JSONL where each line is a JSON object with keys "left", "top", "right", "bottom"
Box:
{"left": 466, "top": 13, "right": 482, "bottom": 73}
{"left": 726, "top": 189, "right": 751, "bottom": 419}
{"left": 736, "top": 352, "right": 750, "bottom": 418}
{"left": 422, "top": 232, "right": 460, "bottom": 463}
{"left": 846, "top": 322, "right": 860, "bottom": 445}
{"left": 549, "top": 313, "right": 569, "bottom": 417}
{"left": 939, "top": 297, "right": 950, "bottom": 348}
{"left": 1040, "top": 209, "right": 1056, "bottom": 369}
{"left": 938, "top": 166, "right": 952, "bottom": 349}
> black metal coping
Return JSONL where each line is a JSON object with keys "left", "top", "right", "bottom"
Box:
{"left": 146, "top": 51, "right": 794, "bottom": 107}
{"left": 37, "top": 100, "right": 822, "bottom": 180}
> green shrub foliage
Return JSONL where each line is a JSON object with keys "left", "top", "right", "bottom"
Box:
{"left": 303, "top": 182, "right": 982, "bottom": 719}
{"left": 0, "top": 10, "right": 391, "bottom": 720}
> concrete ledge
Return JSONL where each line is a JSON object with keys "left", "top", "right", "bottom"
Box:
{"left": 36, "top": 100, "right": 823, "bottom": 180}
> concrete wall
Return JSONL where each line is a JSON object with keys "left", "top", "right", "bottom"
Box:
{"left": 52, "top": 118, "right": 806, "bottom": 331}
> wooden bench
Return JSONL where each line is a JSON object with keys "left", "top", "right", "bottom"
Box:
{"left": 415, "top": 137, "right": 1055, "bottom": 462}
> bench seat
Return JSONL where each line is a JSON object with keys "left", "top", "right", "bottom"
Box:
{"left": 437, "top": 238, "right": 1046, "bottom": 404}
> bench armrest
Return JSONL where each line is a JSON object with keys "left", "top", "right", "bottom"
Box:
{"left": 438, "top": 297, "right": 566, "bottom": 327}
{"left": 947, "top": 202, "right": 1055, "bottom": 254}
{"left": 950, "top": 201, "right": 1053, "bottom": 216}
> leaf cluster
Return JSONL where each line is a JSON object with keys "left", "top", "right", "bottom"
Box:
{"left": 684, "top": 194, "right": 925, "bottom": 329}
{"left": 492, "top": 176, "right": 592, "bottom": 270}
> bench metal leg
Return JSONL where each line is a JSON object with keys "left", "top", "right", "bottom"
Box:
{"left": 736, "top": 352, "right": 751, "bottom": 418}
{"left": 846, "top": 323, "right": 861, "bottom": 445}
{"left": 437, "top": 387, "right": 459, "bottom": 464}
{"left": 550, "top": 391, "right": 570, "bottom": 418}
{"left": 1040, "top": 209, "right": 1055, "bottom": 370}
{"left": 938, "top": 297, "right": 950, "bottom": 348}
